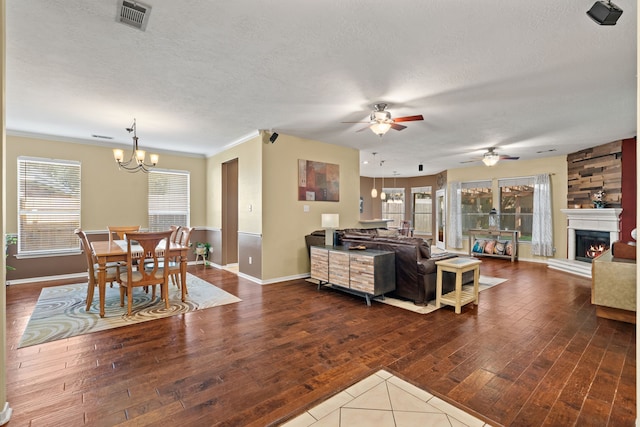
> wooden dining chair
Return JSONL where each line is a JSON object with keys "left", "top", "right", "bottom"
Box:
{"left": 118, "top": 230, "right": 173, "bottom": 316}
{"left": 399, "top": 220, "right": 412, "bottom": 237}
{"left": 170, "top": 225, "right": 182, "bottom": 244}
{"left": 106, "top": 225, "right": 142, "bottom": 287}
{"left": 75, "top": 228, "right": 119, "bottom": 311}
{"left": 171, "top": 226, "right": 194, "bottom": 292}
{"left": 108, "top": 225, "right": 141, "bottom": 243}
{"left": 146, "top": 226, "right": 193, "bottom": 293}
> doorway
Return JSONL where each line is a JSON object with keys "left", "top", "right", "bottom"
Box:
{"left": 435, "top": 189, "right": 446, "bottom": 250}
{"left": 222, "top": 159, "right": 239, "bottom": 265}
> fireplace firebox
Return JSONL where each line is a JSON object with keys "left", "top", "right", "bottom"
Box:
{"left": 575, "top": 230, "right": 610, "bottom": 263}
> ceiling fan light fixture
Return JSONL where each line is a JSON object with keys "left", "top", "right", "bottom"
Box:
{"left": 370, "top": 122, "right": 392, "bottom": 136}
{"left": 482, "top": 151, "right": 500, "bottom": 167}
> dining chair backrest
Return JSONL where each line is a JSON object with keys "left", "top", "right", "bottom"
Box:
{"left": 170, "top": 225, "right": 182, "bottom": 243}
{"left": 122, "top": 230, "right": 172, "bottom": 285}
{"left": 108, "top": 225, "right": 141, "bottom": 243}
{"left": 399, "top": 220, "right": 411, "bottom": 236}
{"left": 75, "top": 228, "right": 96, "bottom": 279}
{"left": 177, "top": 226, "right": 195, "bottom": 247}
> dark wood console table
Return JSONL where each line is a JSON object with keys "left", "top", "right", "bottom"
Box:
{"left": 310, "top": 245, "right": 395, "bottom": 305}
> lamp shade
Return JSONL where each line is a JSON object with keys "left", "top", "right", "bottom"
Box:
{"left": 321, "top": 213, "right": 339, "bottom": 228}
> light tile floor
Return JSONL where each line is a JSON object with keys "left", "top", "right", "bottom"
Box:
{"left": 280, "top": 370, "right": 491, "bottom": 427}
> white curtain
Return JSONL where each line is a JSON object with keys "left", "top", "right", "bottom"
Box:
{"left": 447, "top": 181, "right": 463, "bottom": 248}
{"left": 531, "top": 173, "right": 554, "bottom": 256}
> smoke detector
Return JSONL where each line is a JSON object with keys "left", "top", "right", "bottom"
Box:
{"left": 118, "top": 1, "right": 152, "bottom": 31}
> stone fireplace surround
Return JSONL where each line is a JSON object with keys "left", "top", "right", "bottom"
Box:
{"left": 547, "top": 208, "right": 622, "bottom": 278}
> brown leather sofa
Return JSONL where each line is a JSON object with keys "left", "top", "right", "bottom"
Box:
{"left": 305, "top": 228, "right": 473, "bottom": 304}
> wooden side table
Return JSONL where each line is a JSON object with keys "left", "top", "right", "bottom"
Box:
{"left": 435, "top": 257, "right": 482, "bottom": 314}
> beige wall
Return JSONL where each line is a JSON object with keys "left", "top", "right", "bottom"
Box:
{"left": 262, "top": 134, "right": 360, "bottom": 280}
{"left": 6, "top": 135, "right": 207, "bottom": 233}
{"left": 207, "top": 132, "right": 360, "bottom": 281}
{"left": 447, "top": 155, "right": 569, "bottom": 260}
{"left": 207, "top": 135, "right": 262, "bottom": 233}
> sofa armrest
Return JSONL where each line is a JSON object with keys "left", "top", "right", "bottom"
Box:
{"left": 418, "top": 258, "right": 437, "bottom": 275}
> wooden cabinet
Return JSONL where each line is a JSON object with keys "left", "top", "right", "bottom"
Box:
{"left": 468, "top": 229, "right": 519, "bottom": 262}
{"left": 310, "top": 246, "right": 395, "bottom": 305}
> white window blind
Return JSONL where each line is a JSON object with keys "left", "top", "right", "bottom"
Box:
{"left": 148, "top": 169, "right": 190, "bottom": 231}
{"left": 18, "top": 157, "right": 81, "bottom": 255}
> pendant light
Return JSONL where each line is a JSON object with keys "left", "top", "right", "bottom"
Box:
{"left": 380, "top": 160, "right": 387, "bottom": 200}
{"left": 112, "top": 118, "right": 159, "bottom": 173}
{"left": 371, "top": 152, "right": 378, "bottom": 198}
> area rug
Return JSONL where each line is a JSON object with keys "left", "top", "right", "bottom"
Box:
{"left": 307, "top": 275, "right": 507, "bottom": 315}
{"left": 18, "top": 273, "right": 241, "bottom": 348}
{"left": 378, "top": 275, "right": 507, "bottom": 314}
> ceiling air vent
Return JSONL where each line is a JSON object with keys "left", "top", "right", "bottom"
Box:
{"left": 118, "top": 1, "right": 151, "bottom": 31}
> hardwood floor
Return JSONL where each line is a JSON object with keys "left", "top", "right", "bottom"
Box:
{"left": 5, "top": 259, "right": 636, "bottom": 426}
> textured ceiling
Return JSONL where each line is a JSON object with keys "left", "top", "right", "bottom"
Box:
{"left": 5, "top": 1, "right": 637, "bottom": 177}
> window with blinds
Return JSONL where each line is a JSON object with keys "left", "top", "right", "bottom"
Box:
{"left": 148, "top": 170, "right": 190, "bottom": 232}
{"left": 18, "top": 157, "right": 81, "bottom": 255}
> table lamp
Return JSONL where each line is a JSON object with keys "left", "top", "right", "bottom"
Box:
{"left": 322, "top": 213, "right": 339, "bottom": 246}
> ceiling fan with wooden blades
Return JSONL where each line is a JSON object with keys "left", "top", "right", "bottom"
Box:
{"left": 342, "top": 103, "right": 424, "bottom": 137}
{"left": 460, "top": 147, "right": 520, "bottom": 166}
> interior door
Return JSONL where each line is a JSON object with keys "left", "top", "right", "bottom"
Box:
{"left": 222, "top": 159, "right": 239, "bottom": 265}
{"left": 435, "top": 189, "right": 446, "bottom": 250}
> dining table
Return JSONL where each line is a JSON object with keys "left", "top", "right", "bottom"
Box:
{"left": 90, "top": 238, "right": 189, "bottom": 317}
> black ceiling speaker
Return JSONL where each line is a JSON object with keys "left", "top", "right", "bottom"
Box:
{"left": 269, "top": 132, "right": 279, "bottom": 143}
{"left": 418, "top": 164, "right": 423, "bottom": 172}
{"left": 587, "top": 1, "right": 623, "bottom": 25}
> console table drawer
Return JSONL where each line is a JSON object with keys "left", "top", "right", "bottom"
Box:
{"left": 329, "top": 251, "right": 350, "bottom": 287}
{"left": 310, "top": 247, "right": 329, "bottom": 281}
{"left": 350, "top": 254, "right": 375, "bottom": 293}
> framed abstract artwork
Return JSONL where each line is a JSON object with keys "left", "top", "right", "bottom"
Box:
{"left": 298, "top": 159, "right": 339, "bottom": 201}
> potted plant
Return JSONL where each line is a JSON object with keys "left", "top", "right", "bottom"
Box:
{"left": 194, "top": 242, "right": 211, "bottom": 260}
{"left": 592, "top": 190, "right": 606, "bottom": 208}
{"left": 5, "top": 234, "right": 17, "bottom": 271}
